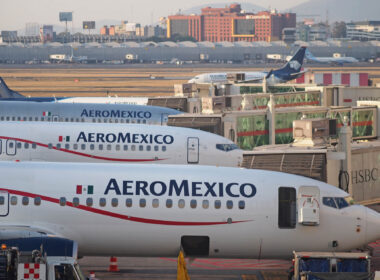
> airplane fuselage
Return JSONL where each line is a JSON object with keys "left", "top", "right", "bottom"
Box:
{"left": 1, "top": 162, "right": 379, "bottom": 259}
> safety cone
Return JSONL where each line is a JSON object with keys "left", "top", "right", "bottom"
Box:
{"left": 108, "top": 256, "right": 119, "bottom": 272}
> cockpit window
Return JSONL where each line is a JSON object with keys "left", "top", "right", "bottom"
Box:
{"left": 216, "top": 144, "right": 239, "bottom": 152}
{"left": 323, "top": 197, "right": 351, "bottom": 209}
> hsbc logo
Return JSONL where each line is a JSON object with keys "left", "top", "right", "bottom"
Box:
{"left": 289, "top": 60, "right": 301, "bottom": 70}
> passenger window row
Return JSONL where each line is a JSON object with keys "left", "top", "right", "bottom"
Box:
{"left": 0, "top": 116, "right": 147, "bottom": 124}
{"left": 12, "top": 141, "right": 167, "bottom": 152}
{"left": 4, "top": 195, "right": 246, "bottom": 210}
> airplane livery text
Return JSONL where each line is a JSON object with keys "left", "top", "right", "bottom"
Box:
{"left": 104, "top": 179, "right": 257, "bottom": 198}
{"left": 77, "top": 132, "right": 174, "bottom": 144}
{"left": 80, "top": 109, "right": 152, "bottom": 119}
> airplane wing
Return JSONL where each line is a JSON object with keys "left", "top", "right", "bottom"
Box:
{"left": 0, "top": 225, "right": 60, "bottom": 239}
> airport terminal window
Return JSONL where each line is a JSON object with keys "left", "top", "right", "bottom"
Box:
{"left": 178, "top": 199, "right": 185, "bottom": 209}
{"left": 154, "top": 146, "right": 159, "bottom": 152}
{"left": 139, "top": 145, "right": 144, "bottom": 151}
{"left": 29, "top": 117, "right": 32, "bottom": 121}
{"left": 59, "top": 197, "right": 66, "bottom": 206}
{"left": 202, "top": 200, "right": 209, "bottom": 209}
{"left": 56, "top": 143, "right": 61, "bottom": 150}
{"left": 226, "top": 200, "right": 233, "bottom": 209}
{"left": 92, "top": 118, "right": 96, "bottom": 123}
{"left": 143, "top": 120, "right": 147, "bottom": 124}
{"left": 116, "top": 145, "right": 120, "bottom": 151}
{"left": 109, "top": 119, "right": 113, "bottom": 123}
{"left": 115, "top": 119, "right": 119, "bottom": 123}
{"left": 214, "top": 200, "right": 221, "bottom": 209}
{"left": 190, "top": 199, "right": 197, "bottom": 209}
{"left": 278, "top": 187, "right": 296, "bottom": 229}
{"left": 24, "top": 143, "right": 29, "bottom": 149}
{"left": 17, "top": 117, "right": 21, "bottom": 121}
{"left": 99, "top": 144, "right": 103, "bottom": 150}
{"left": 98, "top": 119, "right": 101, "bottom": 123}
{"left": 86, "top": 198, "right": 93, "bottom": 207}
{"left": 126, "top": 119, "right": 130, "bottom": 123}
{"left": 6, "top": 117, "right": 9, "bottom": 121}
{"left": 166, "top": 199, "right": 173, "bottom": 208}
{"left": 17, "top": 142, "right": 21, "bottom": 149}
{"left": 137, "top": 119, "right": 141, "bottom": 124}
{"left": 99, "top": 198, "right": 106, "bottom": 207}
{"left": 131, "top": 145, "right": 136, "bottom": 151}
{"left": 35, "top": 117, "right": 38, "bottom": 121}
{"left": 65, "top": 144, "right": 70, "bottom": 149}
{"left": 34, "top": 197, "right": 41, "bottom": 206}
{"left": 10, "top": 196, "right": 17, "bottom": 205}
{"left": 70, "top": 118, "right": 74, "bottom": 122}
{"left": 140, "top": 198, "right": 146, "bottom": 208}
{"left": 104, "top": 119, "right": 108, "bottom": 123}
{"left": 32, "top": 143, "right": 36, "bottom": 149}
{"left": 147, "top": 145, "right": 151, "bottom": 151}
{"left": 90, "top": 144, "right": 95, "bottom": 150}
{"left": 126, "top": 198, "right": 132, "bottom": 207}
{"left": 65, "top": 118, "right": 69, "bottom": 122}
{"left": 120, "top": 119, "right": 125, "bottom": 123}
{"left": 73, "top": 197, "right": 80, "bottom": 207}
{"left": 111, "top": 198, "right": 118, "bottom": 207}
{"left": 81, "top": 144, "right": 86, "bottom": 150}
{"left": 0, "top": 117, "right": 3, "bottom": 121}
{"left": 47, "top": 117, "right": 51, "bottom": 121}
{"left": 81, "top": 118, "right": 85, "bottom": 122}
{"left": 0, "top": 196, "right": 4, "bottom": 205}
{"left": 23, "top": 117, "right": 27, "bottom": 121}
{"left": 162, "top": 146, "right": 166, "bottom": 152}
{"left": 123, "top": 145, "right": 128, "bottom": 151}
{"left": 152, "top": 198, "right": 159, "bottom": 208}
{"left": 107, "top": 145, "right": 111, "bottom": 151}
{"left": 22, "top": 197, "right": 29, "bottom": 206}
{"left": 238, "top": 200, "right": 245, "bottom": 210}
{"left": 12, "top": 117, "right": 15, "bottom": 121}
{"left": 75, "top": 118, "right": 79, "bottom": 122}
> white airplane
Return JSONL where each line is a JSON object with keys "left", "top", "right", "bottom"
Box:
{"left": 0, "top": 77, "right": 148, "bottom": 105}
{"left": 305, "top": 49, "right": 359, "bottom": 65}
{"left": 0, "top": 101, "right": 180, "bottom": 125}
{"left": 0, "top": 161, "right": 379, "bottom": 258}
{"left": 188, "top": 47, "right": 307, "bottom": 85}
{"left": 0, "top": 122, "right": 242, "bottom": 167}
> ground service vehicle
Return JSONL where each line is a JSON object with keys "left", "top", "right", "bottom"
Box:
{"left": 0, "top": 246, "right": 85, "bottom": 280}
{"left": 290, "top": 251, "right": 371, "bottom": 280}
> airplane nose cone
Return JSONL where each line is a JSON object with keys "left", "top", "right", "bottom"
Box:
{"left": 366, "top": 207, "right": 380, "bottom": 243}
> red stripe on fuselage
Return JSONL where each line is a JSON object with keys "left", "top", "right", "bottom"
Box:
{"left": 0, "top": 188, "right": 251, "bottom": 226}
{"left": 0, "top": 136, "right": 166, "bottom": 162}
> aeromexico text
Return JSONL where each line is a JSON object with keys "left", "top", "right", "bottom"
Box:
{"left": 81, "top": 109, "right": 152, "bottom": 119}
{"left": 76, "top": 132, "right": 174, "bottom": 144}
{"left": 105, "top": 179, "right": 257, "bottom": 198}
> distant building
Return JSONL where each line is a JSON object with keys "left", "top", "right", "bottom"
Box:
{"left": 296, "top": 22, "right": 329, "bottom": 41}
{"left": 100, "top": 25, "right": 116, "bottom": 36}
{"left": 39, "top": 25, "right": 53, "bottom": 43}
{"left": 25, "top": 23, "right": 40, "bottom": 36}
{"left": 144, "top": 25, "right": 166, "bottom": 38}
{"left": 346, "top": 21, "right": 380, "bottom": 41}
{"left": 167, "top": 3, "right": 295, "bottom": 42}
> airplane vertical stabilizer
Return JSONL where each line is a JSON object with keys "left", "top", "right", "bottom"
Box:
{"left": 0, "top": 78, "right": 24, "bottom": 99}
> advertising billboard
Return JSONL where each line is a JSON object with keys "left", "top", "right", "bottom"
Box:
{"left": 59, "top": 12, "right": 73, "bottom": 22}
{"left": 83, "top": 21, "right": 96, "bottom": 30}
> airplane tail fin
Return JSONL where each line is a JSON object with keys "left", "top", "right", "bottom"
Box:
{"left": 0, "top": 77, "right": 24, "bottom": 98}
{"left": 276, "top": 46, "right": 306, "bottom": 75}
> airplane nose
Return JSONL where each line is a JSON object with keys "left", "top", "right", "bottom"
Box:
{"left": 366, "top": 207, "right": 380, "bottom": 243}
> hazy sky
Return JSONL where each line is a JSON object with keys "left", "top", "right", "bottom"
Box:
{"left": 1, "top": 0, "right": 308, "bottom": 31}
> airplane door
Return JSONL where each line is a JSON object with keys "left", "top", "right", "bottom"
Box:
{"left": 298, "top": 186, "right": 320, "bottom": 226}
{"left": 6, "top": 140, "right": 16, "bottom": 156}
{"left": 187, "top": 137, "right": 199, "bottom": 164}
{"left": 161, "top": 113, "right": 169, "bottom": 125}
{"left": 0, "top": 191, "right": 9, "bottom": 216}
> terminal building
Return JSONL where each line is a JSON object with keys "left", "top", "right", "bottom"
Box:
{"left": 347, "top": 21, "right": 380, "bottom": 41}
{"left": 167, "top": 4, "right": 295, "bottom": 42}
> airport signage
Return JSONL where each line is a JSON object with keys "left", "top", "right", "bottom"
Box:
{"left": 76, "top": 132, "right": 174, "bottom": 144}
{"left": 83, "top": 21, "right": 95, "bottom": 30}
{"left": 80, "top": 109, "right": 152, "bottom": 119}
{"left": 104, "top": 178, "right": 257, "bottom": 198}
{"left": 59, "top": 12, "right": 73, "bottom": 22}
{"left": 352, "top": 168, "right": 378, "bottom": 184}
